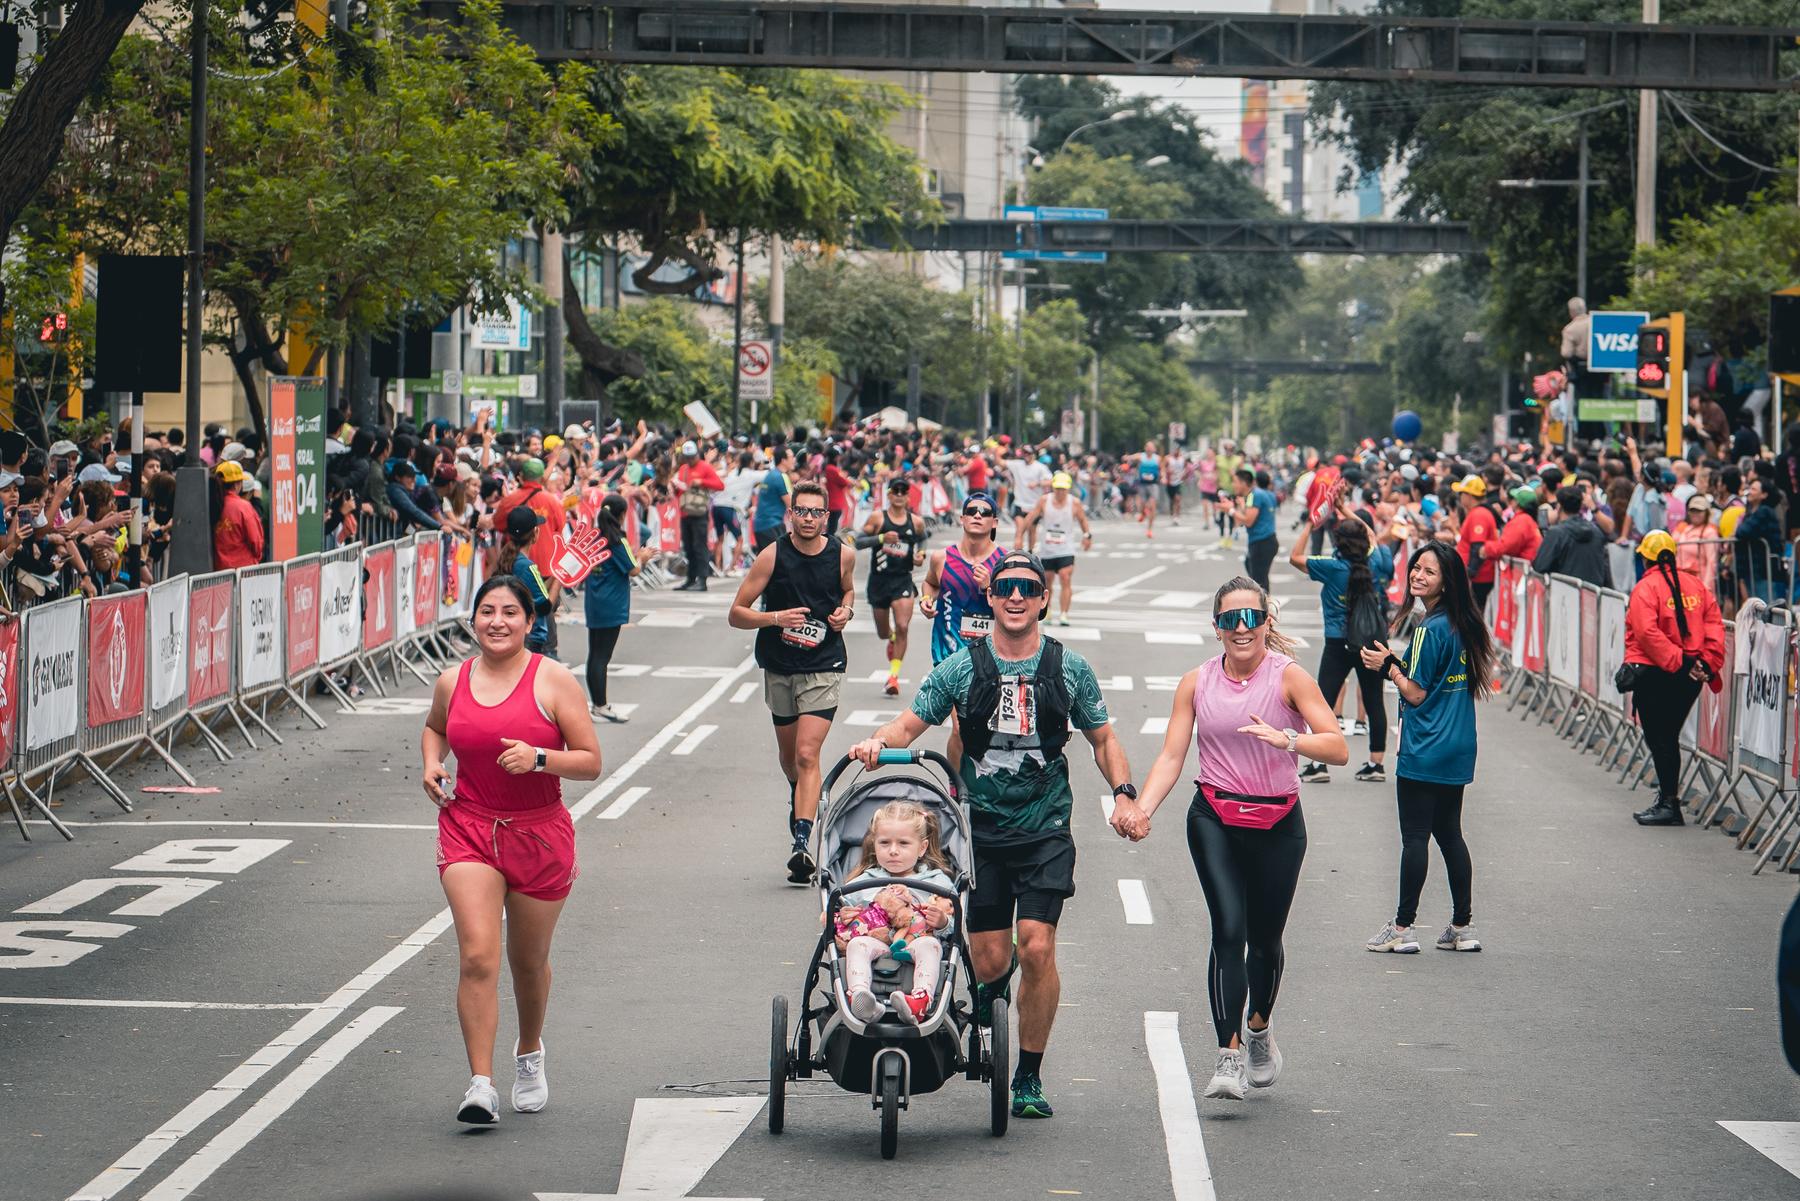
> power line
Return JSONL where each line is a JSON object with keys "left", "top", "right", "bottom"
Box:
{"left": 1664, "top": 92, "right": 1783, "bottom": 174}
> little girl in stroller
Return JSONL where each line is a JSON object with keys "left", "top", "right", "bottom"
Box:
{"left": 833, "top": 801, "right": 957, "bottom": 1026}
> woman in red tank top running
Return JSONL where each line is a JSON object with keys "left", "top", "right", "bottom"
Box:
{"left": 422, "top": 574, "right": 601, "bottom": 1126}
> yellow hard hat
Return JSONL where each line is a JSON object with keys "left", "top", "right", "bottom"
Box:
{"left": 1052, "top": 472, "right": 1073, "bottom": 490}
{"left": 1636, "top": 530, "right": 1678, "bottom": 562}
{"left": 543, "top": 434, "right": 564, "bottom": 451}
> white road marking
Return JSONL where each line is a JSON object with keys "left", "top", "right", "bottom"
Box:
{"left": 113, "top": 839, "right": 290, "bottom": 875}
{"left": 570, "top": 653, "right": 756, "bottom": 821}
{"left": 0, "top": 996, "right": 320, "bottom": 1011}
{"left": 1719, "top": 1121, "right": 1800, "bottom": 1179}
{"left": 1084, "top": 566, "right": 1167, "bottom": 604}
{"left": 671, "top": 724, "right": 717, "bottom": 756}
{"left": 31, "top": 820, "right": 436, "bottom": 831}
{"left": 730, "top": 682, "right": 759, "bottom": 704}
{"left": 139, "top": 1006, "right": 404, "bottom": 1201}
{"left": 18, "top": 877, "right": 220, "bottom": 918}
{"left": 1146, "top": 631, "right": 1207, "bottom": 645}
{"left": 1139, "top": 718, "right": 1169, "bottom": 736}
{"left": 651, "top": 664, "right": 735, "bottom": 679}
{"left": 1144, "top": 1011, "right": 1217, "bottom": 1201}
{"left": 1118, "top": 880, "right": 1154, "bottom": 925}
{"left": 595, "top": 702, "right": 640, "bottom": 721}
{"left": 1101, "top": 675, "right": 1134, "bottom": 691}
{"left": 70, "top": 911, "right": 453, "bottom": 1200}
{"left": 596, "top": 787, "right": 651, "bottom": 821}
{"left": 843, "top": 709, "right": 902, "bottom": 727}
{"left": 637, "top": 610, "right": 705, "bottom": 628}
{"left": 609, "top": 663, "right": 650, "bottom": 677}
{"left": 1149, "top": 591, "right": 1209, "bottom": 609}
{"left": 537, "top": 1097, "right": 767, "bottom": 1201}
{"left": 1045, "top": 624, "right": 1101, "bottom": 640}
{"left": 333, "top": 696, "right": 434, "bottom": 716}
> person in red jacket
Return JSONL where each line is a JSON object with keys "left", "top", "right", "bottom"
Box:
{"left": 1493, "top": 486, "right": 1543, "bottom": 565}
{"left": 212, "top": 461, "right": 265, "bottom": 570}
{"left": 1450, "top": 475, "right": 1499, "bottom": 611}
{"left": 1623, "top": 530, "right": 1726, "bottom": 827}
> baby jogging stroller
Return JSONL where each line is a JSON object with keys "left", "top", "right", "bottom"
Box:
{"left": 768, "top": 749, "right": 1009, "bottom": 1159}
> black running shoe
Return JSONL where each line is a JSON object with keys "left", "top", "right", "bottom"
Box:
{"left": 786, "top": 845, "right": 815, "bottom": 885}
{"left": 1353, "top": 761, "right": 1385, "bottom": 783}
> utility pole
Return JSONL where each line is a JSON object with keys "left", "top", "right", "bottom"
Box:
{"left": 1635, "top": 0, "right": 1659, "bottom": 249}
{"left": 768, "top": 233, "right": 785, "bottom": 380}
{"left": 542, "top": 228, "right": 564, "bottom": 426}
{"left": 730, "top": 237, "right": 745, "bottom": 436}
{"left": 1577, "top": 116, "right": 1590, "bottom": 300}
{"left": 169, "top": 0, "right": 213, "bottom": 578}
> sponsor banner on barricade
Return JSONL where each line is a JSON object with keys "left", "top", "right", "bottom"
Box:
{"left": 440, "top": 537, "right": 472, "bottom": 624}
{"left": 188, "top": 576, "right": 235, "bottom": 706}
{"left": 1521, "top": 574, "right": 1547, "bottom": 673}
{"left": 395, "top": 542, "right": 418, "bottom": 640}
{"left": 1597, "top": 591, "right": 1629, "bottom": 714}
{"left": 1547, "top": 577, "right": 1580, "bottom": 687}
{"left": 1607, "top": 544, "right": 1636, "bottom": 593}
{"left": 1698, "top": 623, "right": 1733, "bottom": 761}
{"left": 285, "top": 558, "right": 322, "bottom": 678}
{"left": 656, "top": 500, "right": 680, "bottom": 553}
{"left": 238, "top": 567, "right": 285, "bottom": 691}
{"left": 1492, "top": 559, "right": 1517, "bottom": 650}
{"left": 24, "top": 599, "right": 83, "bottom": 752}
{"left": 1578, "top": 587, "right": 1599, "bottom": 698}
{"left": 148, "top": 576, "right": 189, "bottom": 713}
{"left": 364, "top": 544, "right": 396, "bottom": 650}
{"left": 319, "top": 551, "right": 362, "bottom": 665}
{"left": 87, "top": 591, "right": 148, "bottom": 727}
{"left": 415, "top": 534, "right": 442, "bottom": 629}
{"left": 1737, "top": 612, "right": 1787, "bottom": 763}
{"left": 1388, "top": 542, "right": 1409, "bottom": 609}
{"left": 0, "top": 619, "right": 20, "bottom": 771}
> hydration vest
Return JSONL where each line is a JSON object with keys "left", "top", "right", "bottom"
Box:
{"left": 956, "top": 636, "right": 1071, "bottom": 764}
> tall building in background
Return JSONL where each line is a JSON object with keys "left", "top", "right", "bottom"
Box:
{"left": 1240, "top": 0, "right": 1400, "bottom": 221}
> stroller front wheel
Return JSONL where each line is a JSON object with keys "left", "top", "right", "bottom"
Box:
{"left": 988, "top": 997, "right": 1010, "bottom": 1138}
{"left": 878, "top": 1054, "right": 902, "bottom": 1160}
{"left": 768, "top": 994, "right": 789, "bottom": 1134}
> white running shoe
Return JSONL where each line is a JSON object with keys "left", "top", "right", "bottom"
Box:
{"left": 590, "top": 703, "right": 629, "bottom": 723}
{"left": 1203, "top": 1049, "right": 1247, "bottom": 1101}
{"left": 457, "top": 1074, "right": 499, "bottom": 1124}
{"left": 849, "top": 987, "right": 883, "bottom": 1022}
{"left": 512, "top": 1041, "right": 548, "bottom": 1112}
{"left": 1244, "top": 1028, "right": 1283, "bottom": 1088}
{"left": 1436, "top": 923, "right": 1482, "bottom": 952}
{"left": 1365, "top": 921, "right": 1420, "bottom": 953}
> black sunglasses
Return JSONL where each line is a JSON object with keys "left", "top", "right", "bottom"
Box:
{"left": 963, "top": 506, "right": 995, "bottom": 518}
{"left": 989, "top": 576, "right": 1045, "bottom": 599}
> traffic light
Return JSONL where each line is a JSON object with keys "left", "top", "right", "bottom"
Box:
{"left": 1636, "top": 321, "right": 1670, "bottom": 392}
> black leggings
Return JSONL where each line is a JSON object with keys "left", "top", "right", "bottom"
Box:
{"left": 585, "top": 625, "right": 622, "bottom": 706}
{"left": 680, "top": 514, "right": 711, "bottom": 584}
{"left": 1633, "top": 667, "right": 1703, "bottom": 799}
{"left": 1395, "top": 776, "right": 1472, "bottom": 928}
{"left": 1186, "top": 794, "right": 1307, "bottom": 1049}
{"left": 1316, "top": 638, "right": 1387, "bottom": 753}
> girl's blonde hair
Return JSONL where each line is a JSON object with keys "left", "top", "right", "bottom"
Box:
{"left": 848, "top": 801, "right": 954, "bottom": 880}
{"left": 1212, "top": 575, "right": 1299, "bottom": 658}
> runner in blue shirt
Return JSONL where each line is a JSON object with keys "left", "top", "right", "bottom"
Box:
{"left": 1226, "top": 468, "right": 1281, "bottom": 590}
{"left": 1359, "top": 541, "right": 1494, "bottom": 957}
{"left": 752, "top": 446, "right": 794, "bottom": 554}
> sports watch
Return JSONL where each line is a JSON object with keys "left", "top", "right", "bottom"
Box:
{"left": 1113, "top": 782, "right": 1138, "bottom": 801}
{"left": 532, "top": 748, "right": 547, "bottom": 773}
{"left": 1282, "top": 728, "right": 1299, "bottom": 753}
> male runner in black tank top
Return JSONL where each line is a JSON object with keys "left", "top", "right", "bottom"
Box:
{"left": 729, "top": 477, "right": 858, "bottom": 883}
{"left": 860, "top": 476, "right": 928, "bottom": 697}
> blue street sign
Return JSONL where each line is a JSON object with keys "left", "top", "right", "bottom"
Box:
{"left": 1002, "top": 206, "right": 1109, "bottom": 262}
{"left": 1589, "top": 310, "right": 1651, "bottom": 372}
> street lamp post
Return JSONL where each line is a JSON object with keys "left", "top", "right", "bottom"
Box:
{"left": 1058, "top": 110, "right": 1133, "bottom": 153}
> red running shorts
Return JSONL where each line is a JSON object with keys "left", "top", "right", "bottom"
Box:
{"left": 436, "top": 799, "right": 579, "bottom": 901}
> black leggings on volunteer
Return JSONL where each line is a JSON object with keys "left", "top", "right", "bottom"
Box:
{"left": 585, "top": 625, "right": 621, "bottom": 707}
{"left": 1394, "top": 776, "right": 1472, "bottom": 928}
{"left": 1186, "top": 793, "right": 1307, "bottom": 1049}
{"left": 1316, "top": 639, "right": 1388, "bottom": 753}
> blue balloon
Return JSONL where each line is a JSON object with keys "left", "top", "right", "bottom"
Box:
{"left": 1392, "top": 410, "right": 1423, "bottom": 443}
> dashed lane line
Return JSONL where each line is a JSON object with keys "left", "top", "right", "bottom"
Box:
{"left": 1118, "top": 880, "right": 1154, "bottom": 925}
{"left": 730, "top": 681, "right": 759, "bottom": 704}
{"left": 1083, "top": 566, "right": 1168, "bottom": 605}
{"left": 1139, "top": 717, "right": 1169, "bottom": 736}
{"left": 596, "top": 786, "right": 652, "bottom": 821}
{"left": 0, "top": 997, "right": 322, "bottom": 1011}
{"left": 1144, "top": 1011, "right": 1217, "bottom": 1201}
{"left": 671, "top": 724, "right": 717, "bottom": 756}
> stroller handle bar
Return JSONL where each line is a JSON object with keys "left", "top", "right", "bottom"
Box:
{"left": 829, "top": 875, "right": 961, "bottom": 906}
{"left": 822, "top": 748, "right": 960, "bottom": 799}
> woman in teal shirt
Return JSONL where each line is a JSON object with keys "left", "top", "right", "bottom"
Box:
{"left": 584, "top": 494, "right": 652, "bottom": 722}
{"left": 1359, "top": 541, "right": 1493, "bottom": 956}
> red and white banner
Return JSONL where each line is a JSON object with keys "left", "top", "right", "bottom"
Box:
{"left": 1388, "top": 542, "right": 1409, "bottom": 610}
{"left": 1491, "top": 558, "right": 1516, "bottom": 648}
{"left": 285, "top": 559, "right": 321, "bottom": 677}
{"left": 363, "top": 545, "right": 395, "bottom": 650}
{"left": 1578, "top": 586, "right": 1598, "bottom": 698}
{"left": 87, "top": 591, "right": 147, "bottom": 727}
{"left": 1521, "top": 575, "right": 1547, "bottom": 674}
{"left": 1698, "top": 626, "right": 1733, "bottom": 762}
{"left": 148, "top": 576, "right": 189, "bottom": 712}
{"left": 188, "top": 578, "right": 234, "bottom": 705}
{"left": 0, "top": 620, "right": 20, "bottom": 770}
{"left": 415, "top": 536, "right": 442, "bottom": 628}
{"left": 656, "top": 500, "right": 681, "bottom": 553}
{"left": 394, "top": 542, "right": 417, "bottom": 640}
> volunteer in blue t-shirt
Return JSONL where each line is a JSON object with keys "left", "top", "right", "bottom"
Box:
{"left": 1227, "top": 467, "right": 1281, "bottom": 590}
{"left": 1358, "top": 540, "right": 1494, "bottom": 956}
{"left": 1288, "top": 503, "right": 1396, "bottom": 785}
{"left": 752, "top": 445, "right": 795, "bottom": 554}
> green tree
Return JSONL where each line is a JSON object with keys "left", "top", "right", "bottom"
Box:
{"left": 562, "top": 67, "right": 932, "bottom": 399}
{"left": 1098, "top": 340, "right": 1221, "bottom": 452}
{"left": 0, "top": 225, "right": 96, "bottom": 440}
{"left": 1311, "top": 0, "right": 1800, "bottom": 366}
{"left": 1017, "top": 299, "right": 1090, "bottom": 432}
{"left": 33, "top": 0, "right": 597, "bottom": 443}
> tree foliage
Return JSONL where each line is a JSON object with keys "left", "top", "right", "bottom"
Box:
{"left": 1310, "top": 0, "right": 1800, "bottom": 365}
{"left": 1098, "top": 340, "right": 1220, "bottom": 452}
{"left": 32, "top": 0, "right": 597, "bottom": 441}
{"left": 0, "top": 225, "right": 96, "bottom": 439}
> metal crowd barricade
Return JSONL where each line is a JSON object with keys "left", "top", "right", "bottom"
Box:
{"left": 1684, "top": 618, "right": 1739, "bottom": 825}
{"left": 232, "top": 561, "right": 290, "bottom": 745}
{"left": 1714, "top": 607, "right": 1793, "bottom": 863}
{"left": 77, "top": 588, "right": 190, "bottom": 803}
{"left": 13, "top": 596, "right": 105, "bottom": 819}
{"left": 362, "top": 541, "right": 400, "bottom": 692}
{"left": 387, "top": 536, "right": 432, "bottom": 687}
{"left": 267, "top": 554, "right": 328, "bottom": 731}
{"left": 92, "top": 582, "right": 200, "bottom": 789}
{"left": 311, "top": 543, "right": 381, "bottom": 710}
{"left": 0, "top": 612, "right": 66, "bottom": 840}
{"left": 1556, "top": 582, "right": 1603, "bottom": 748}
{"left": 1589, "top": 587, "right": 1642, "bottom": 777}
{"left": 178, "top": 569, "right": 254, "bottom": 757}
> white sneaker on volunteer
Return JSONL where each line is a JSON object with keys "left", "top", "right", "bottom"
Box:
{"left": 1203, "top": 1048, "right": 1247, "bottom": 1101}
{"left": 512, "top": 1041, "right": 548, "bottom": 1112}
{"left": 1244, "top": 1026, "right": 1283, "bottom": 1088}
{"left": 457, "top": 1074, "right": 500, "bottom": 1124}
{"left": 1436, "top": 923, "right": 1482, "bottom": 952}
{"left": 1365, "top": 920, "right": 1421, "bottom": 953}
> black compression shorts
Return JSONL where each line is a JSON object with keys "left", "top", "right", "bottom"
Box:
{"left": 966, "top": 831, "right": 1076, "bottom": 932}
{"left": 866, "top": 573, "right": 919, "bottom": 609}
{"left": 1040, "top": 555, "right": 1075, "bottom": 574}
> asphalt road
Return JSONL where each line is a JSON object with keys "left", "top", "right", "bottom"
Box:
{"left": 3, "top": 506, "right": 1798, "bottom": 1201}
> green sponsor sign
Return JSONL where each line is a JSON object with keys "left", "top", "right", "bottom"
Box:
{"left": 268, "top": 376, "right": 327, "bottom": 557}
{"left": 1577, "top": 397, "right": 1639, "bottom": 422}
{"left": 405, "top": 371, "right": 538, "bottom": 397}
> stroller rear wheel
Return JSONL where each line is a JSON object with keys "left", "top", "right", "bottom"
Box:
{"left": 878, "top": 1054, "right": 902, "bottom": 1160}
{"left": 768, "top": 995, "right": 789, "bottom": 1134}
{"left": 988, "top": 997, "right": 1010, "bottom": 1137}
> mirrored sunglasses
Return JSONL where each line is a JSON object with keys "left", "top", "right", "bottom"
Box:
{"left": 791, "top": 506, "right": 829, "bottom": 519}
{"left": 1214, "top": 607, "right": 1268, "bottom": 632}
{"left": 989, "top": 576, "right": 1046, "bottom": 600}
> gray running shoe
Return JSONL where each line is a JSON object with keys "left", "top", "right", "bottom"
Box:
{"left": 1365, "top": 920, "right": 1420, "bottom": 953}
{"left": 1299, "top": 762, "right": 1330, "bottom": 785}
{"left": 1202, "top": 1049, "right": 1247, "bottom": 1101}
{"left": 1436, "top": 923, "right": 1482, "bottom": 952}
{"left": 1244, "top": 1028, "right": 1283, "bottom": 1088}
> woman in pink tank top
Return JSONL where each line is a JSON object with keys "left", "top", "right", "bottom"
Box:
{"left": 1113, "top": 575, "right": 1345, "bottom": 1103}
{"left": 422, "top": 574, "right": 601, "bottom": 1126}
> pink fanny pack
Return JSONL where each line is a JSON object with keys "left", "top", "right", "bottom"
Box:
{"left": 1200, "top": 782, "right": 1299, "bottom": 831}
